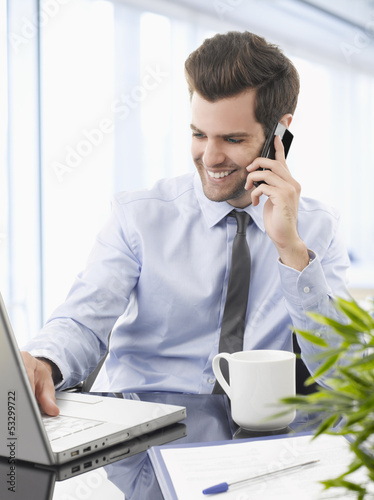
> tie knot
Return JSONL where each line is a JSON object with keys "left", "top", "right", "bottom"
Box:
{"left": 231, "top": 210, "right": 251, "bottom": 234}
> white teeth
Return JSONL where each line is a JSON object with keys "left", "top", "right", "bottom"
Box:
{"left": 207, "top": 170, "right": 231, "bottom": 179}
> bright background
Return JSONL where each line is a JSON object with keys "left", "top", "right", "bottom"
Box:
{"left": 2, "top": 0, "right": 374, "bottom": 344}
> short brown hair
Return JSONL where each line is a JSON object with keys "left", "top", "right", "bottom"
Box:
{"left": 185, "top": 31, "right": 300, "bottom": 137}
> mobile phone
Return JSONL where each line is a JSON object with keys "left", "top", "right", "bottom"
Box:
{"left": 253, "top": 122, "right": 294, "bottom": 187}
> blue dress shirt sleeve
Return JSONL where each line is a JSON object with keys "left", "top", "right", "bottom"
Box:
{"left": 279, "top": 219, "right": 351, "bottom": 381}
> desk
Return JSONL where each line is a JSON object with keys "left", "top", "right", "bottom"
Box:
{"left": 1, "top": 393, "right": 315, "bottom": 500}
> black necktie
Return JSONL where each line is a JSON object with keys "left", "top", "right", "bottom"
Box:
{"left": 213, "top": 210, "right": 251, "bottom": 394}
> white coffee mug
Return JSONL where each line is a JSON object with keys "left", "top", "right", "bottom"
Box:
{"left": 212, "top": 350, "right": 296, "bottom": 431}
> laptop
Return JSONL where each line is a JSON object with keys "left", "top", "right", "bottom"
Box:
{"left": 0, "top": 293, "right": 186, "bottom": 466}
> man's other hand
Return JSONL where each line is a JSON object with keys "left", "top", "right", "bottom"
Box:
{"left": 21, "top": 351, "right": 60, "bottom": 416}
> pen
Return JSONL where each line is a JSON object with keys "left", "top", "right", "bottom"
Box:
{"left": 202, "top": 459, "right": 319, "bottom": 495}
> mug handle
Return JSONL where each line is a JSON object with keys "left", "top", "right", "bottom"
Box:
{"left": 212, "top": 353, "right": 231, "bottom": 398}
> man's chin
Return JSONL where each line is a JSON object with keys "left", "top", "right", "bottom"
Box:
{"left": 202, "top": 185, "right": 250, "bottom": 206}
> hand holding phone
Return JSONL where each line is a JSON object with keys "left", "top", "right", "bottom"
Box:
{"left": 247, "top": 122, "right": 309, "bottom": 271}
{"left": 253, "top": 122, "right": 293, "bottom": 187}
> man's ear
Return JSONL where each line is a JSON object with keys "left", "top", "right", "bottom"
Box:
{"left": 279, "top": 113, "right": 293, "bottom": 129}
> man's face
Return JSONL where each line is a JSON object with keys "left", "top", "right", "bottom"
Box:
{"left": 190, "top": 90, "right": 265, "bottom": 208}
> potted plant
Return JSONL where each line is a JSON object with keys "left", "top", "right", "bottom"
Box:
{"left": 283, "top": 296, "right": 374, "bottom": 499}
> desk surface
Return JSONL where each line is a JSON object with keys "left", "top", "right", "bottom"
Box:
{"left": 1, "top": 392, "right": 315, "bottom": 500}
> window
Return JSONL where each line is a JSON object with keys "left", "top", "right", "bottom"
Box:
{"left": 289, "top": 56, "right": 374, "bottom": 284}
{"left": 40, "top": 0, "right": 115, "bottom": 319}
{"left": 5, "top": 0, "right": 43, "bottom": 345}
{"left": 0, "top": 1, "right": 8, "bottom": 299}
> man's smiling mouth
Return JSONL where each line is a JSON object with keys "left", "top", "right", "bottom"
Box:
{"left": 207, "top": 170, "right": 235, "bottom": 179}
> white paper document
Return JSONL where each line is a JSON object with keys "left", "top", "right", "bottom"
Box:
{"left": 158, "top": 434, "right": 371, "bottom": 499}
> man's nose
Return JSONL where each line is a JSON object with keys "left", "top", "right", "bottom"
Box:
{"left": 202, "top": 141, "right": 226, "bottom": 168}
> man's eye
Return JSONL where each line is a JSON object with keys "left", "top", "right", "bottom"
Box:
{"left": 192, "top": 133, "right": 205, "bottom": 139}
{"left": 226, "top": 137, "right": 243, "bottom": 144}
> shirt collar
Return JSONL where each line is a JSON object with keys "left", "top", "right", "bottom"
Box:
{"left": 193, "top": 172, "right": 266, "bottom": 232}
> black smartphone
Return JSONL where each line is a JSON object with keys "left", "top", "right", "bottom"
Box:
{"left": 253, "top": 122, "right": 294, "bottom": 187}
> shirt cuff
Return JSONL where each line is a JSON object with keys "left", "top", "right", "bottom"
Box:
{"left": 36, "top": 357, "right": 63, "bottom": 386}
{"left": 278, "top": 250, "right": 332, "bottom": 309}
{"left": 29, "top": 352, "right": 66, "bottom": 390}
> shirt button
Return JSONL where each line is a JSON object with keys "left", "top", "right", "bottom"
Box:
{"left": 303, "top": 286, "right": 310, "bottom": 294}
{"left": 208, "top": 378, "right": 215, "bottom": 384}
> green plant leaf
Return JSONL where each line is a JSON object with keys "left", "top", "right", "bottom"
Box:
{"left": 350, "top": 444, "right": 374, "bottom": 472}
{"left": 295, "top": 329, "right": 329, "bottom": 347}
{"left": 312, "top": 353, "right": 341, "bottom": 379}
{"left": 348, "top": 352, "right": 374, "bottom": 370}
{"left": 303, "top": 374, "right": 318, "bottom": 387}
{"left": 307, "top": 311, "right": 365, "bottom": 342}
{"left": 338, "top": 368, "right": 373, "bottom": 389}
{"left": 281, "top": 396, "right": 310, "bottom": 405}
{"left": 335, "top": 297, "right": 374, "bottom": 330}
{"left": 366, "top": 337, "right": 374, "bottom": 347}
{"left": 346, "top": 408, "right": 372, "bottom": 427}
{"left": 307, "top": 347, "right": 349, "bottom": 366}
{"left": 313, "top": 414, "right": 340, "bottom": 438}
{"left": 322, "top": 478, "right": 367, "bottom": 495}
{"left": 338, "top": 458, "right": 362, "bottom": 478}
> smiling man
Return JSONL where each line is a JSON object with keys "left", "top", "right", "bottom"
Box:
{"left": 22, "top": 31, "right": 350, "bottom": 416}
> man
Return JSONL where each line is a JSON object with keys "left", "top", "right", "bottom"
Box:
{"left": 22, "top": 31, "right": 350, "bottom": 417}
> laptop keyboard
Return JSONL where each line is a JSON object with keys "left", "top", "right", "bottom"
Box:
{"left": 42, "top": 414, "right": 105, "bottom": 441}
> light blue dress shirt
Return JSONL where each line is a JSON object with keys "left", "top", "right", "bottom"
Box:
{"left": 24, "top": 172, "right": 350, "bottom": 392}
